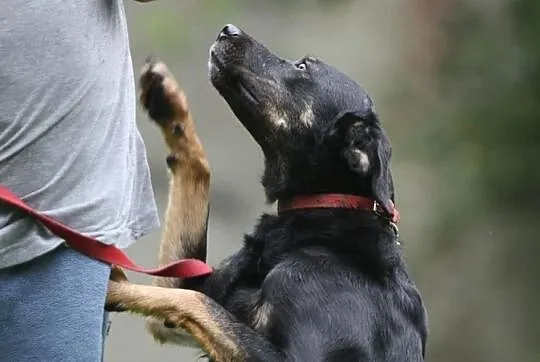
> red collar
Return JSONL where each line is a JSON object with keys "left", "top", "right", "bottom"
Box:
{"left": 277, "top": 193, "right": 400, "bottom": 224}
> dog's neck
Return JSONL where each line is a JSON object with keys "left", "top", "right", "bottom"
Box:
{"left": 247, "top": 205, "right": 403, "bottom": 282}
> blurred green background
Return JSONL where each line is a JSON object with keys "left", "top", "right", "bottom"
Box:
{"left": 106, "top": 0, "right": 540, "bottom": 361}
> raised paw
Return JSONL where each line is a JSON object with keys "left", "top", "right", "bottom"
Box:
{"left": 139, "top": 57, "right": 188, "bottom": 127}
{"left": 139, "top": 56, "right": 209, "bottom": 176}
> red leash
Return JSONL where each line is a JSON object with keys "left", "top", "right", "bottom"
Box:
{"left": 0, "top": 185, "right": 213, "bottom": 278}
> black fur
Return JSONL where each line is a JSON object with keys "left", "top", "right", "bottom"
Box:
{"left": 186, "top": 24, "right": 426, "bottom": 361}
{"left": 140, "top": 68, "right": 175, "bottom": 124}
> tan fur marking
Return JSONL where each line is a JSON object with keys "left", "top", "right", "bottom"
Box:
{"left": 266, "top": 107, "right": 289, "bottom": 129}
{"left": 252, "top": 301, "right": 273, "bottom": 331}
{"left": 299, "top": 104, "right": 314, "bottom": 127}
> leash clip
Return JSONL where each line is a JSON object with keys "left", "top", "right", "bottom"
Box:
{"left": 372, "top": 200, "right": 389, "bottom": 219}
{"left": 373, "top": 201, "right": 400, "bottom": 244}
{"left": 389, "top": 222, "right": 400, "bottom": 242}
{"left": 373, "top": 201, "right": 400, "bottom": 223}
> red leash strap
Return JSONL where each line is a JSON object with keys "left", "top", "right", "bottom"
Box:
{"left": 0, "top": 185, "right": 213, "bottom": 278}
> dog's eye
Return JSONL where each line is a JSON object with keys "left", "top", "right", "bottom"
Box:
{"left": 296, "top": 62, "right": 307, "bottom": 71}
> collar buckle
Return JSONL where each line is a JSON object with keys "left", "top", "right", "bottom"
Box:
{"left": 373, "top": 201, "right": 400, "bottom": 242}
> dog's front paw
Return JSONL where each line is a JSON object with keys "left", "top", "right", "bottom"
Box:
{"left": 139, "top": 57, "right": 188, "bottom": 127}
{"left": 145, "top": 316, "right": 201, "bottom": 348}
{"left": 139, "top": 57, "right": 209, "bottom": 176}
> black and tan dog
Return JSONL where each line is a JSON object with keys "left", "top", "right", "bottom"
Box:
{"left": 106, "top": 24, "right": 428, "bottom": 361}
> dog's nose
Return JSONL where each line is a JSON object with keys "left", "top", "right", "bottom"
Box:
{"left": 219, "top": 24, "right": 241, "bottom": 38}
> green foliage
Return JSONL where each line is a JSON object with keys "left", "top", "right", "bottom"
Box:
{"left": 418, "top": 1, "right": 540, "bottom": 359}
{"left": 438, "top": 0, "right": 540, "bottom": 211}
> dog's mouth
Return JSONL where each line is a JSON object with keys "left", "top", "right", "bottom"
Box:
{"left": 208, "top": 24, "right": 293, "bottom": 148}
{"left": 209, "top": 44, "right": 272, "bottom": 146}
{"left": 209, "top": 50, "right": 260, "bottom": 106}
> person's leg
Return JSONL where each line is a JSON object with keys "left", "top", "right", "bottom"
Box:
{"left": 0, "top": 246, "right": 110, "bottom": 362}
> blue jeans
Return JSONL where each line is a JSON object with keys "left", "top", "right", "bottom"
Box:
{"left": 0, "top": 246, "right": 110, "bottom": 362}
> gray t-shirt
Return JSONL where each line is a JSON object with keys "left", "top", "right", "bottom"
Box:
{"left": 0, "top": 0, "right": 160, "bottom": 269}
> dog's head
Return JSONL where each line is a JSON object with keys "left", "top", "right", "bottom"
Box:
{"left": 209, "top": 24, "right": 394, "bottom": 214}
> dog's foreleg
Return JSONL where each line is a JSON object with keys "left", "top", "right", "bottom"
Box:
{"left": 107, "top": 268, "right": 284, "bottom": 362}
{"left": 138, "top": 59, "right": 211, "bottom": 345}
{"left": 139, "top": 58, "right": 210, "bottom": 289}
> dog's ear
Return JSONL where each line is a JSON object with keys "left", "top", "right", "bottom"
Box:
{"left": 330, "top": 109, "right": 395, "bottom": 215}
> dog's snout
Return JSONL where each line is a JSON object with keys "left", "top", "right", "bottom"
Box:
{"left": 219, "top": 24, "right": 241, "bottom": 39}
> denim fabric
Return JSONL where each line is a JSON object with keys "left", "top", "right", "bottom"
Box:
{"left": 0, "top": 246, "right": 110, "bottom": 362}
